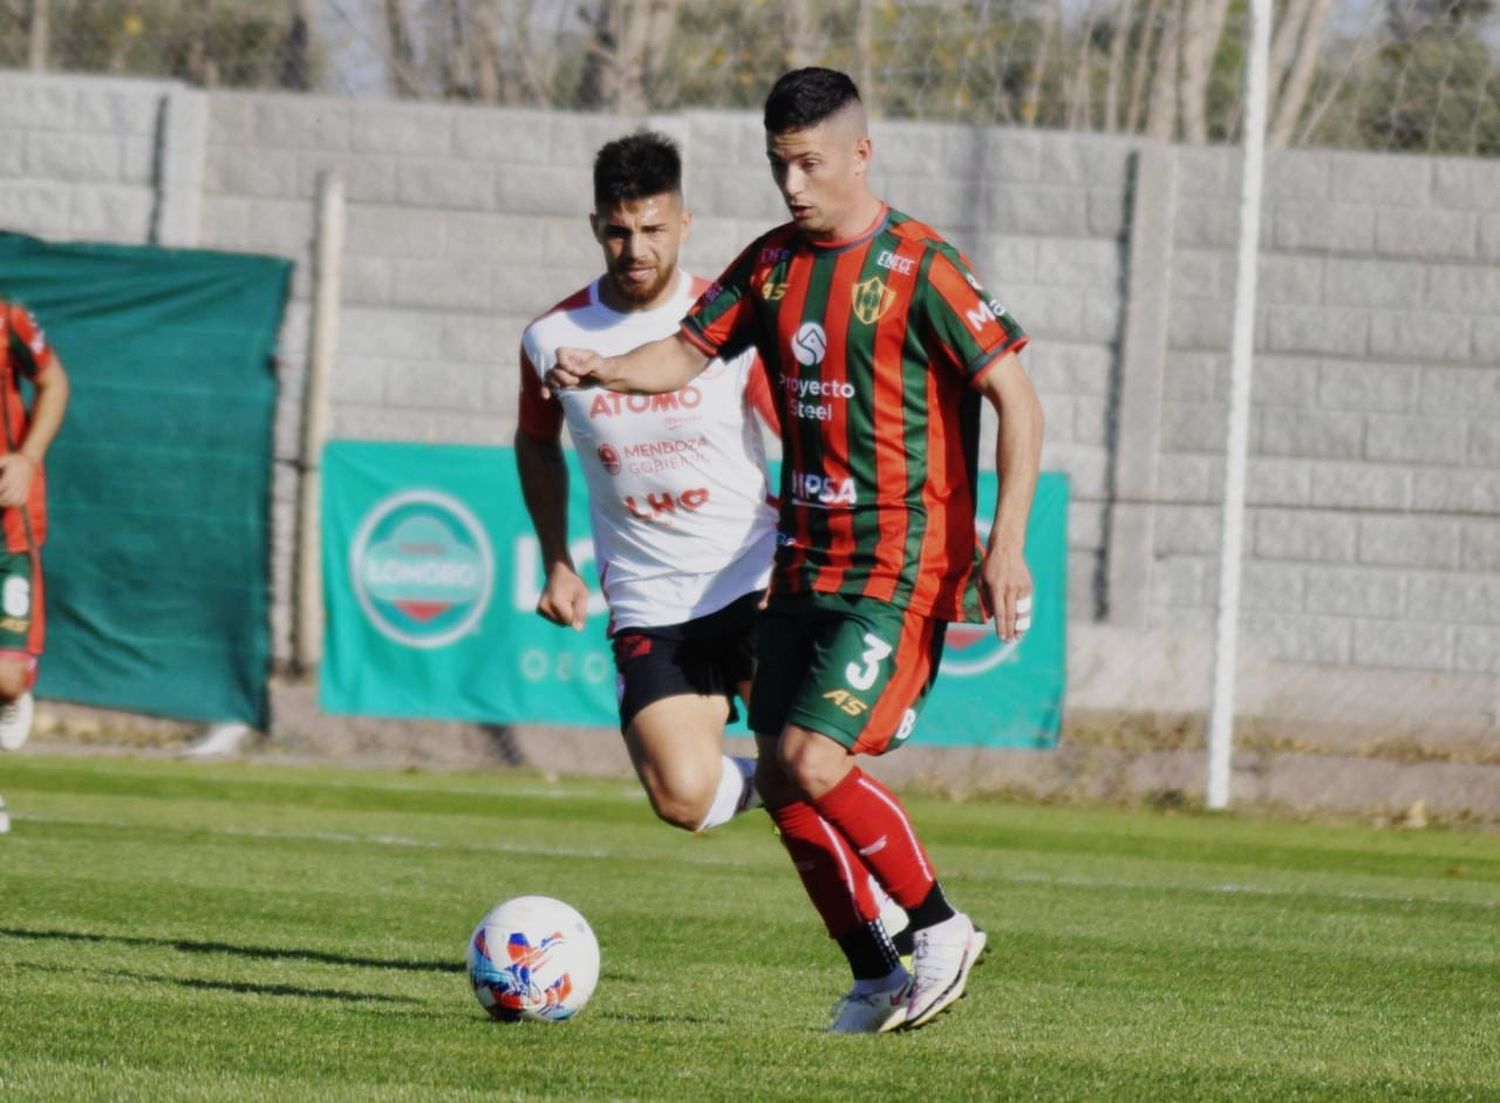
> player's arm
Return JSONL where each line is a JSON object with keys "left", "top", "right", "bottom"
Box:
{"left": 974, "top": 352, "right": 1044, "bottom": 643}
{"left": 550, "top": 240, "right": 763, "bottom": 396}
{"left": 515, "top": 347, "right": 588, "bottom": 630}
{"left": 546, "top": 332, "right": 708, "bottom": 397}
{"left": 919, "top": 249, "right": 1039, "bottom": 642}
{"left": 0, "top": 312, "right": 70, "bottom": 508}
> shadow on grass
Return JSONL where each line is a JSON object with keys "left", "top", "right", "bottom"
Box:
{"left": 0, "top": 926, "right": 462, "bottom": 974}
{"left": 12, "top": 960, "right": 422, "bottom": 1005}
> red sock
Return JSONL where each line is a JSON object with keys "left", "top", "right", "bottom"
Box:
{"left": 768, "top": 800, "right": 879, "bottom": 939}
{"left": 813, "top": 768, "right": 935, "bottom": 910}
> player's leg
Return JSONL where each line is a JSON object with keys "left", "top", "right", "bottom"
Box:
{"left": 754, "top": 733, "right": 909, "bottom": 1034}
{"left": 0, "top": 550, "right": 38, "bottom": 752}
{"left": 623, "top": 693, "right": 755, "bottom": 831}
{"left": 774, "top": 597, "right": 985, "bottom": 1029}
{"left": 614, "top": 625, "right": 756, "bottom": 832}
{"left": 750, "top": 602, "right": 908, "bottom": 1034}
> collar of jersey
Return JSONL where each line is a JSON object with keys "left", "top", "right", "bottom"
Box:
{"left": 588, "top": 268, "right": 691, "bottom": 321}
{"left": 801, "top": 203, "right": 891, "bottom": 255}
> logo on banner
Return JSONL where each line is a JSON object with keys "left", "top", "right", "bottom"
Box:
{"left": 351, "top": 490, "right": 495, "bottom": 649}
{"left": 941, "top": 517, "right": 1023, "bottom": 677}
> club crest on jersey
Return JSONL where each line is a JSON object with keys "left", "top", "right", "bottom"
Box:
{"left": 597, "top": 444, "right": 621, "bottom": 475}
{"left": 851, "top": 277, "right": 897, "bottom": 325}
{"left": 790, "top": 322, "right": 827, "bottom": 366}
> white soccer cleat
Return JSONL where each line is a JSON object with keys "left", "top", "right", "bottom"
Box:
{"left": 179, "top": 721, "right": 252, "bottom": 759}
{"left": 829, "top": 969, "right": 914, "bottom": 1035}
{"left": 0, "top": 691, "right": 34, "bottom": 752}
{"left": 905, "top": 911, "right": 987, "bottom": 1029}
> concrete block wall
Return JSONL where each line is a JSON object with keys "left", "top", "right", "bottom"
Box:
{"left": 1155, "top": 144, "right": 1500, "bottom": 726}
{"left": 0, "top": 74, "right": 171, "bottom": 242}
{"left": 0, "top": 70, "right": 1495, "bottom": 735}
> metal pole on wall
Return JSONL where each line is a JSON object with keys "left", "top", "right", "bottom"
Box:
{"left": 28, "top": 0, "right": 48, "bottom": 70}
{"left": 294, "top": 172, "right": 345, "bottom": 675}
{"left": 1206, "top": 0, "right": 1272, "bottom": 810}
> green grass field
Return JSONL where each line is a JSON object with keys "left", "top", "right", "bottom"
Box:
{"left": 1, "top": 755, "right": 1497, "bottom": 1101}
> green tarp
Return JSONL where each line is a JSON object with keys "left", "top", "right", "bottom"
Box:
{"left": 0, "top": 233, "right": 289, "bottom": 727}
{"left": 322, "top": 439, "right": 1067, "bottom": 748}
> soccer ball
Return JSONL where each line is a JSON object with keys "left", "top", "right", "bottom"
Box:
{"left": 465, "top": 895, "right": 600, "bottom": 1022}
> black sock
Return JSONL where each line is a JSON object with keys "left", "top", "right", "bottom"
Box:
{"left": 836, "top": 920, "right": 902, "bottom": 981}
{"left": 891, "top": 924, "right": 915, "bottom": 958}
{"left": 906, "top": 883, "right": 956, "bottom": 932}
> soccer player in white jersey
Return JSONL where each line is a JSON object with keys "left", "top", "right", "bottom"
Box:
{"left": 514, "top": 132, "right": 778, "bottom": 833}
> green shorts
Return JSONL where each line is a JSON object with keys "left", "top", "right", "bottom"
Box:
{"left": 0, "top": 549, "right": 41, "bottom": 660}
{"left": 748, "top": 592, "right": 947, "bottom": 755}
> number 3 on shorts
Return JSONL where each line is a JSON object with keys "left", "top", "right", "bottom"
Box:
{"left": 845, "top": 632, "right": 892, "bottom": 692}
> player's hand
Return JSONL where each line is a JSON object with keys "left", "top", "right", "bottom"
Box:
{"left": 536, "top": 562, "right": 590, "bottom": 631}
{"left": 982, "top": 542, "right": 1033, "bottom": 643}
{"left": 545, "top": 347, "right": 609, "bottom": 397}
{"left": 0, "top": 453, "right": 36, "bottom": 508}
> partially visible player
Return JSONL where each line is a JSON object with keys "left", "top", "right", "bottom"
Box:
{"left": 0, "top": 297, "right": 70, "bottom": 752}
{"left": 515, "top": 132, "right": 777, "bottom": 833}
{"left": 548, "top": 69, "right": 1044, "bottom": 1033}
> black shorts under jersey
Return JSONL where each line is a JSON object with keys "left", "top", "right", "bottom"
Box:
{"left": 610, "top": 590, "right": 760, "bottom": 731}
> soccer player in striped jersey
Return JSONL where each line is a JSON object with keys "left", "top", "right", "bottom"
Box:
{"left": 547, "top": 70, "right": 1044, "bottom": 1033}
{"left": 0, "top": 298, "right": 70, "bottom": 753}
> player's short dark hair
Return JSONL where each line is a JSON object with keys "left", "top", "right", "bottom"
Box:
{"left": 763, "top": 68, "right": 862, "bottom": 134}
{"left": 593, "top": 131, "right": 682, "bottom": 209}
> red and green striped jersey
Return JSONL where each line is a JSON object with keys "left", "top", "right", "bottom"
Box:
{"left": 0, "top": 300, "right": 53, "bottom": 553}
{"left": 680, "top": 205, "right": 1028, "bottom": 623}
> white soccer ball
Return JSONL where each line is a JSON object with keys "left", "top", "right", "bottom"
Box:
{"left": 465, "top": 895, "right": 600, "bottom": 1022}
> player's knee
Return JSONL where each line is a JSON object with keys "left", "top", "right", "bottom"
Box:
{"left": 643, "top": 774, "right": 714, "bottom": 832}
{"left": 0, "top": 662, "right": 27, "bottom": 701}
{"left": 777, "top": 737, "right": 846, "bottom": 800}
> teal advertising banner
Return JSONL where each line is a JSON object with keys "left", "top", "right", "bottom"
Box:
{"left": 322, "top": 440, "right": 1067, "bottom": 748}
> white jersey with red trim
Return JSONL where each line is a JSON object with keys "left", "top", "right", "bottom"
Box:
{"left": 519, "top": 271, "right": 778, "bottom": 633}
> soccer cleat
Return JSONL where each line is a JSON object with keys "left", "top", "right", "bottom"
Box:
{"left": 0, "top": 691, "right": 33, "bottom": 752}
{"left": 904, "top": 911, "right": 987, "bottom": 1029}
{"left": 179, "top": 721, "right": 252, "bottom": 759}
{"left": 829, "top": 969, "right": 913, "bottom": 1035}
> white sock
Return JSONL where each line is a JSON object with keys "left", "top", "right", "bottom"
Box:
{"left": 696, "top": 755, "right": 760, "bottom": 831}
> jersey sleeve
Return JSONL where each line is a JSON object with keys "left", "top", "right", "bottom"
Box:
{"left": 679, "top": 239, "right": 763, "bottom": 357}
{"left": 920, "top": 249, "right": 1028, "bottom": 387}
{"left": 516, "top": 342, "right": 563, "bottom": 440}
{"left": 7, "top": 303, "right": 54, "bottom": 379}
